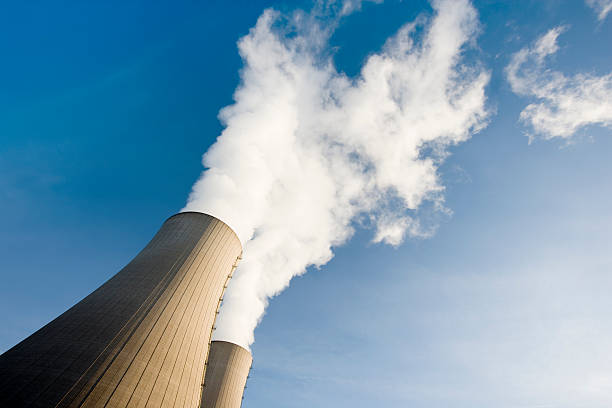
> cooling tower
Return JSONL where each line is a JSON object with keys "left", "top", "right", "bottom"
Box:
{"left": 200, "top": 341, "right": 252, "bottom": 408}
{"left": 0, "top": 212, "right": 242, "bottom": 408}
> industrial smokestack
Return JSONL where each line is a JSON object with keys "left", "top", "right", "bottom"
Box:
{"left": 0, "top": 212, "right": 241, "bottom": 408}
{"left": 200, "top": 341, "right": 252, "bottom": 408}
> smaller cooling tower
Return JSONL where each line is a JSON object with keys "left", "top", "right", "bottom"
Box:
{"left": 200, "top": 341, "right": 252, "bottom": 408}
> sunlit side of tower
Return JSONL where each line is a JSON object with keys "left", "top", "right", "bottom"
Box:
{"left": 0, "top": 212, "right": 241, "bottom": 408}
{"left": 200, "top": 341, "right": 252, "bottom": 408}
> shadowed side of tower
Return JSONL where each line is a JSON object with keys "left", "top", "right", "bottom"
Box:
{"left": 0, "top": 212, "right": 242, "bottom": 408}
{"left": 200, "top": 341, "right": 252, "bottom": 408}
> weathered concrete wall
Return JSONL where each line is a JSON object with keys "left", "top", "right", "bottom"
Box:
{"left": 200, "top": 341, "right": 252, "bottom": 408}
{"left": 0, "top": 212, "right": 241, "bottom": 408}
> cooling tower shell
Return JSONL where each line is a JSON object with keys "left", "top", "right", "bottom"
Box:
{"left": 0, "top": 212, "right": 242, "bottom": 408}
{"left": 200, "top": 341, "right": 252, "bottom": 408}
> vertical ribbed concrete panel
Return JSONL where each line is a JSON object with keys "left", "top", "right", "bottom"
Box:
{"left": 200, "top": 341, "right": 252, "bottom": 408}
{"left": 0, "top": 212, "right": 242, "bottom": 408}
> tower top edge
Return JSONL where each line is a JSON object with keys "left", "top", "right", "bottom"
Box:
{"left": 211, "top": 340, "right": 252, "bottom": 356}
{"left": 166, "top": 212, "right": 242, "bottom": 250}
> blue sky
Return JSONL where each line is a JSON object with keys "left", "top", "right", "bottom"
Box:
{"left": 1, "top": 1, "right": 612, "bottom": 407}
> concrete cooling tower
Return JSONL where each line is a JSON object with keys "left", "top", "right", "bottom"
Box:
{"left": 200, "top": 341, "right": 252, "bottom": 408}
{"left": 0, "top": 212, "right": 243, "bottom": 408}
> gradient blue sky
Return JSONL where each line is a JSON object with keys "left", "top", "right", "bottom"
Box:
{"left": 1, "top": 1, "right": 612, "bottom": 407}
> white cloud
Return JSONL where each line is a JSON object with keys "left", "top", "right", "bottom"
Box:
{"left": 337, "top": 0, "right": 383, "bottom": 16}
{"left": 184, "top": 0, "right": 489, "bottom": 348}
{"left": 586, "top": 0, "right": 612, "bottom": 20}
{"left": 506, "top": 26, "right": 612, "bottom": 141}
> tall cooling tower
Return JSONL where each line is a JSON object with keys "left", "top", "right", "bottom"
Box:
{"left": 0, "top": 212, "right": 242, "bottom": 408}
{"left": 200, "top": 341, "right": 252, "bottom": 408}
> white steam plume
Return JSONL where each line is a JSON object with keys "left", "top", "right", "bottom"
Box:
{"left": 506, "top": 26, "right": 612, "bottom": 141}
{"left": 183, "top": 0, "right": 489, "bottom": 349}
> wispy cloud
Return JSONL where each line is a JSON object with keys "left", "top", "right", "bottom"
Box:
{"left": 506, "top": 26, "right": 612, "bottom": 141}
{"left": 586, "top": 0, "right": 612, "bottom": 21}
{"left": 334, "top": 0, "right": 383, "bottom": 16}
{"left": 184, "top": 0, "right": 489, "bottom": 348}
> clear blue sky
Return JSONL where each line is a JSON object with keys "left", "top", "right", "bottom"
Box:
{"left": 1, "top": 1, "right": 611, "bottom": 407}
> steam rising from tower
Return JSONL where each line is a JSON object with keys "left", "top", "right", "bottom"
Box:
{"left": 183, "top": 0, "right": 490, "bottom": 349}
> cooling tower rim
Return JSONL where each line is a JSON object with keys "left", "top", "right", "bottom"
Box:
{"left": 167, "top": 211, "right": 241, "bottom": 250}
{"left": 210, "top": 340, "right": 252, "bottom": 356}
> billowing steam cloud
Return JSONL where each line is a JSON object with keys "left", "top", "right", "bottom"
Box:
{"left": 183, "top": 0, "right": 489, "bottom": 348}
